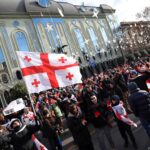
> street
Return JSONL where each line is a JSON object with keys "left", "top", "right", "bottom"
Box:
{"left": 62, "top": 115, "right": 150, "bottom": 150}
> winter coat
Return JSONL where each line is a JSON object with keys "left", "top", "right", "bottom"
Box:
{"left": 129, "top": 72, "right": 150, "bottom": 92}
{"left": 81, "top": 90, "right": 97, "bottom": 114}
{"left": 9, "top": 124, "right": 40, "bottom": 150}
{"left": 109, "top": 86, "right": 124, "bottom": 100}
{"left": 0, "top": 127, "right": 13, "bottom": 150}
{"left": 88, "top": 103, "right": 108, "bottom": 128}
{"left": 67, "top": 113, "right": 92, "bottom": 147}
{"left": 128, "top": 89, "right": 150, "bottom": 120}
{"left": 114, "top": 74, "right": 128, "bottom": 92}
{"left": 42, "top": 118, "right": 61, "bottom": 150}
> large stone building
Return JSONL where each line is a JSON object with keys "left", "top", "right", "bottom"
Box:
{"left": 0, "top": 0, "right": 121, "bottom": 107}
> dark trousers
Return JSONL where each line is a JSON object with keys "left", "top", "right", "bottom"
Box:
{"left": 117, "top": 121, "right": 136, "bottom": 144}
{"left": 140, "top": 119, "right": 150, "bottom": 138}
{"left": 79, "top": 143, "right": 94, "bottom": 150}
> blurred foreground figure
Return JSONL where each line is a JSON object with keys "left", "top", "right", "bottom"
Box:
{"left": 128, "top": 82, "right": 150, "bottom": 138}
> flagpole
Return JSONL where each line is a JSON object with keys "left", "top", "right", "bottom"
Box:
{"left": 28, "top": 93, "right": 37, "bottom": 117}
{"left": 16, "top": 53, "right": 37, "bottom": 117}
{"left": 22, "top": 80, "right": 37, "bottom": 117}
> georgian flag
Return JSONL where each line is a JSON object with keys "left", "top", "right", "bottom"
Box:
{"left": 32, "top": 135, "right": 48, "bottom": 150}
{"left": 16, "top": 51, "right": 82, "bottom": 94}
{"left": 112, "top": 101, "right": 137, "bottom": 127}
{"left": 146, "top": 79, "right": 150, "bottom": 92}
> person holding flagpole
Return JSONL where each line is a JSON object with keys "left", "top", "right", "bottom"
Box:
{"left": 111, "top": 95, "right": 137, "bottom": 149}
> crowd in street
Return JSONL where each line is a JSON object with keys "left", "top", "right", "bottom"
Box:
{"left": 0, "top": 57, "right": 150, "bottom": 150}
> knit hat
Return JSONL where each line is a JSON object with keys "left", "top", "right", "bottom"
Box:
{"left": 128, "top": 82, "right": 139, "bottom": 93}
{"left": 130, "top": 70, "right": 138, "bottom": 76}
{"left": 111, "top": 95, "right": 120, "bottom": 101}
{"left": 111, "top": 95, "right": 120, "bottom": 106}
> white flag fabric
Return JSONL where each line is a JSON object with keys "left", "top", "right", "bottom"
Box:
{"left": 112, "top": 101, "right": 137, "bottom": 127}
{"left": 146, "top": 80, "right": 150, "bottom": 92}
{"left": 16, "top": 51, "right": 82, "bottom": 94}
{"left": 32, "top": 135, "right": 48, "bottom": 150}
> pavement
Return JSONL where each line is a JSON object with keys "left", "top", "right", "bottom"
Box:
{"left": 61, "top": 114, "right": 150, "bottom": 150}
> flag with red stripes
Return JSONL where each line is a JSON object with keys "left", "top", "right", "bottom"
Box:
{"left": 146, "top": 79, "right": 150, "bottom": 92}
{"left": 112, "top": 101, "right": 137, "bottom": 127}
{"left": 32, "top": 135, "right": 48, "bottom": 150}
{"left": 16, "top": 52, "right": 82, "bottom": 94}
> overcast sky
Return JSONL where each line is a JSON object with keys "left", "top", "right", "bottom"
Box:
{"left": 56, "top": 0, "right": 150, "bottom": 22}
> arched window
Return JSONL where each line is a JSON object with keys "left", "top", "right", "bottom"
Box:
{"left": 107, "top": 14, "right": 119, "bottom": 33}
{"left": 0, "top": 94, "right": 5, "bottom": 108}
{"left": 74, "top": 28, "right": 88, "bottom": 53}
{"left": 15, "top": 31, "right": 30, "bottom": 51}
{"left": 37, "top": 23, "right": 51, "bottom": 52}
{"left": 88, "top": 27, "right": 100, "bottom": 52}
{"left": 56, "top": 23, "right": 69, "bottom": 52}
{"left": 4, "top": 91, "right": 11, "bottom": 104}
{"left": 99, "top": 20, "right": 110, "bottom": 45}
{"left": 0, "top": 26, "right": 17, "bottom": 68}
{"left": 45, "top": 23, "right": 57, "bottom": 50}
{"left": 47, "top": 23, "right": 62, "bottom": 47}
{"left": 0, "top": 45, "right": 7, "bottom": 72}
{"left": 56, "top": 23, "right": 68, "bottom": 44}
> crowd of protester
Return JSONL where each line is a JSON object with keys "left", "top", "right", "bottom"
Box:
{"left": 0, "top": 57, "right": 150, "bottom": 150}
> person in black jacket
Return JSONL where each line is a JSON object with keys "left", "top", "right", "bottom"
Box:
{"left": 129, "top": 70, "right": 150, "bottom": 92}
{"left": 128, "top": 82, "right": 150, "bottom": 138}
{"left": 67, "top": 104, "right": 94, "bottom": 150}
{"left": 42, "top": 110, "right": 63, "bottom": 150}
{"left": 8, "top": 118, "right": 40, "bottom": 150}
{"left": 111, "top": 95, "right": 137, "bottom": 149}
{"left": 88, "top": 95, "right": 115, "bottom": 150}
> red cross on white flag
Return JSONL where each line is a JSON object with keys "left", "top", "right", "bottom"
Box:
{"left": 16, "top": 52, "right": 82, "bottom": 94}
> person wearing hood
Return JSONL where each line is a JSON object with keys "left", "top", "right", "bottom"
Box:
{"left": 128, "top": 82, "right": 150, "bottom": 138}
{"left": 111, "top": 95, "right": 137, "bottom": 149}
{"left": 67, "top": 104, "right": 94, "bottom": 150}
{"left": 7, "top": 118, "right": 40, "bottom": 150}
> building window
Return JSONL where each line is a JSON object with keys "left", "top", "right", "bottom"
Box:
{"left": 48, "top": 23, "right": 62, "bottom": 48}
{"left": 0, "top": 38, "right": 10, "bottom": 81}
{"left": 0, "top": 95, "right": 4, "bottom": 108}
{"left": 56, "top": 23, "right": 69, "bottom": 46}
{"left": 38, "top": 0, "right": 51, "bottom": 7}
{"left": 74, "top": 28, "right": 88, "bottom": 53}
{"left": 0, "top": 46, "right": 6, "bottom": 72}
{"left": 0, "top": 26, "right": 17, "bottom": 68}
{"left": 15, "top": 32, "right": 30, "bottom": 51}
{"left": 45, "top": 23, "right": 55, "bottom": 50}
{"left": 99, "top": 19, "right": 110, "bottom": 46}
{"left": 107, "top": 14, "right": 119, "bottom": 33}
{"left": 88, "top": 27, "right": 100, "bottom": 52}
{"left": 1, "top": 73, "right": 9, "bottom": 84}
{"left": 37, "top": 23, "right": 50, "bottom": 52}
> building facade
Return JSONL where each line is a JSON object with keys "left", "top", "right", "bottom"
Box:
{"left": 119, "top": 21, "right": 150, "bottom": 55}
{"left": 0, "top": 0, "right": 121, "bottom": 107}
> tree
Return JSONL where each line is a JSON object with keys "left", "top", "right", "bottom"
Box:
{"left": 126, "top": 54, "right": 135, "bottom": 62}
{"left": 136, "top": 6, "right": 150, "bottom": 20}
{"left": 10, "top": 82, "right": 28, "bottom": 100}
{"left": 140, "top": 49, "right": 148, "bottom": 57}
